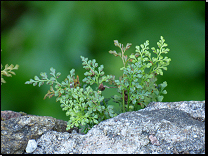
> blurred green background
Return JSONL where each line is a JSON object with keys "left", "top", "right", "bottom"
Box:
{"left": 1, "top": 1, "right": 205, "bottom": 121}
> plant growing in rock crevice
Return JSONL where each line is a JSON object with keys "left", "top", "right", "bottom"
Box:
{"left": 110, "top": 36, "right": 171, "bottom": 112}
{"left": 25, "top": 56, "right": 116, "bottom": 134}
{"left": 25, "top": 36, "right": 171, "bottom": 133}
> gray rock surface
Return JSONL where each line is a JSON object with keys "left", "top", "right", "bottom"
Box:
{"left": 26, "top": 139, "right": 37, "bottom": 153}
{"left": 1, "top": 101, "right": 205, "bottom": 154}
{"left": 1, "top": 110, "right": 27, "bottom": 121}
{"left": 1, "top": 113, "right": 78, "bottom": 154}
{"left": 145, "top": 101, "right": 205, "bottom": 121}
{"left": 32, "top": 100, "right": 205, "bottom": 154}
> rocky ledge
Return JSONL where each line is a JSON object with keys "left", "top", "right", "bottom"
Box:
{"left": 1, "top": 101, "right": 205, "bottom": 154}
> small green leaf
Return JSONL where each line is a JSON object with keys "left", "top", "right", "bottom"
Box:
{"left": 129, "top": 55, "right": 136, "bottom": 59}
{"left": 70, "top": 69, "right": 75, "bottom": 76}
{"left": 56, "top": 72, "right": 61, "bottom": 78}
{"left": 93, "top": 119, "right": 98, "bottom": 124}
{"left": 160, "top": 81, "right": 167, "bottom": 89}
{"left": 50, "top": 67, "right": 56, "bottom": 77}
{"left": 157, "top": 96, "right": 164, "bottom": 102}
{"left": 162, "top": 90, "right": 167, "bottom": 94}
{"left": 98, "top": 65, "right": 104, "bottom": 72}
{"left": 38, "top": 81, "right": 44, "bottom": 87}
{"left": 109, "top": 50, "right": 119, "bottom": 57}
{"left": 34, "top": 76, "right": 40, "bottom": 81}
{"left": 40, "top": 72, "right": 47, "bottom": 79}
{"left": 33, "top": 82, "right": 37, "bottom": 86}
{"left": 147, "top": 63, "right": 152, "bottom": 68}
{"left": 125, "top": 43, "right": 132, "bottom": 50}
{"left": 114, "top": 40, "right": 121, "bottom": 48}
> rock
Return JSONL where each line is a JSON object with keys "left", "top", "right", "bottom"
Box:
{"left": 1, "top": 101, "right": 205, "bottom": 154}
{"left": 149, "top": 135, "right": 160, "bottom": 146}
{"left": 145, "top": 101, "right": 205, "bottom": 122}
{"left": 1, "top": 110, "right": 27, "bottom": 121}
{"left": 1, "top": 112, "right": 78, "bottom": 154}
{"left": 26, "top": 139, "right": 37, "bottom": 153}
{"left": 31, "top": 100, "right": 205, "bottom": 154}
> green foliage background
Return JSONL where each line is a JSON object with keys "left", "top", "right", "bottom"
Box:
{"left": 1, "top": 1, "right": 205, "bottom": 121}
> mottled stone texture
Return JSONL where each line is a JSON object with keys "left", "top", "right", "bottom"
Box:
{"left": 1, "top": 110, "right": 27, "bottom": 121}
{"left": 1, "top": 101, "right": 205, "bottom": 154}
{"left": 1, "top": 113, "right": 77, "bottom": 154}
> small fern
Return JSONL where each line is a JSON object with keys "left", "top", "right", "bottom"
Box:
{"left": 1, "top": 50, "right": 19, "bottom": 85}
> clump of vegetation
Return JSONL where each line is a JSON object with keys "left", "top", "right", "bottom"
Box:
{"left": 1, "top": 50, "right": 19, "bottom": 85}
{"left": 25, "top": 57, "right": 116, "bottom": 133}
{"left": 25, "top": 36, "right": 171, "bottom": 133}
{"left": 110, "top": 36, "right": 171, "bottom": 111}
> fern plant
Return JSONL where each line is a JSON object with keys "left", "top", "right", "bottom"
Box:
{"left": 25, "top": 56, "right": 116, "bottom": 134}
{"left": 1, "top": 50, "right": 19, "bottom": 85}
{"left": 25, "top": 36, "right": 171, "bottom": 133}
{"left": 110, "top": 36, "right": 171, "bottom": 112}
